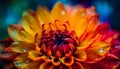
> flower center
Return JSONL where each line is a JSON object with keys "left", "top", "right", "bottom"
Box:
{"left": 40, "top": 30, "right": 77, "bottom": 57}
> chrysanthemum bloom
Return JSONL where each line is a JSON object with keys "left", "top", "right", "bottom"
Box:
{"left": 7, "top": 2, "right": 120, "bottom": 69}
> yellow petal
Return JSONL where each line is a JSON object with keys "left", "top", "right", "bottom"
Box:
{"left": 8, "top": 24, "right": 23, "bottom": 41}
{"left": 74, "top": 48, "right": 87, "bottom": 61}
{"left": 8, "top": 24, "right": 34, "bottom": 43}
{"left": 10, "top": 41, "right": 34, "bottom": 53}
{"left": 18, "top": 30, "right": 34, "bottom": 43}
{"left": 26, "top": 61, "right": 41, "bottom": 69}
{"left": 71, "top": 62, "right": 84, "bottom": 69}
{"left": 22, "top": 11, "right": 41, "bottom": 34}
{"left": 36, "top": 6, "right": 51, "bottom": 25}
{"left": 69, "top": 7, "right": 88, "bottom": 37}
{"left": 51, "top": 2, "right": 68, "bottom": 23}
{"left": 14, "top": 54, "right": 31, "bottom": 69}
{"left": 28, "top": 50, "right": 44, "bottom": 61}
{"left": 86, "top": 42, "right": 111, "bottom": 62}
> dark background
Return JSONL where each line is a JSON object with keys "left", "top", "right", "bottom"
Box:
{"left": 0, "top": 0, "right": 120, "bottom": 69}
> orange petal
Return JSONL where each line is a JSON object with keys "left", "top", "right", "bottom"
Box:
{"left": 69, "top": 7, "right": 88, "bottom": 37}
{"left": 51, "top": 57, "right": 61, "bottom": 66}
{"left": 51, "top": 2, "right": 68, "bottom": 23}
{"left": 61, "top": 56, "right": 74, "bottom": 66}
{"left": 55, "top": 51, "right": 61, "bottom": 58}
{"left": 86, "top": 42, "right": 111, "bottom": 63}
{"left": 36, "top": 6, "right": 51, "bottom": 25}
{"left": 14, "top": 54, "right": 31, "bottom": 69}
{"left": 39, "top": 63, "right": 52, "bottom": 69}
{"left": 28, "top": 50, "right": 44, "bottom": 61}
{"left": 79, "top": 32, "right": 100, "bottom": 49}
{"left": 22, "top": 11, "right": 41, "bottom": 34}
{"left": 71, "top": 62, "right": 84, "bottom": 69}
{"left": 86, "top": 15, "right": 99, "bottom": 33}
{"left": 26, "top": 61, "right": 41, "bottom": 69}
{"left": 10, "top": 41, "right": 34, "bottom": 53}
{"left": 74, "top": 48, "right": 87, "bottom": 61}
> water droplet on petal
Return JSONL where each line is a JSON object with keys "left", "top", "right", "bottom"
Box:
{"left": 4, "top": 53, "right": 9, "bottom": 57}
{"left": 99, "top": 48, "right": 104, "bottom": 53}
{"left": 13, "top": 31, "right": 17, "bottom": 36}
{"left": 115, "top": 46, "right": 119, "bottom": 48}
{"left": 62, "top": 11, "right": 65, "bottom": 15}
{"left": 26, "top": 60, "right": 29, "bottom": 63}
{"left": 81, "top": 12, "right": 86, "bottom": 16}
{"left": 23, "top": 48, "right": 27, "bottom": 52}
{"left": 17, "top": 62, "right": 21, "bottom": 67}
{"left": 0, "top": 50, "right": 2, "bottom": 54}
{"left": 13, "top": 42, "right": 19, "bottom": 44}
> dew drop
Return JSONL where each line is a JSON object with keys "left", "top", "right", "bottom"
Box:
{"left": 99, "top": 48, "right": 104, "bottom": 53}
{"left": 23, "top": 48, "right": 27, "bottom": 52}
{"left": 17, "top": 62, "right": 21, "bottom": 67}
{"left": 13, "top": 42, "right": 19, "bottom": 44}
{"left": 115, "top": 46, "right": 119, "bottom": 48}
{"left": 13, "top": 31, "right": 17, "bottom": 36}
{"left": 26, "top": 60, "right": 29, "bottom": 63}
{"left": 0, "top": 50, "right": 2, "bottom": 54}
{"left": 62, "top": 11, "right": 65, "bottom": 15}
{"left": 81, "top": 12, "right": 86, "bottom": 16}
{"left": 4, "top": 53, "right": 9, "bottom": 57}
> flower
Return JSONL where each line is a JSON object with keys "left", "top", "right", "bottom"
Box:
{"left": 7, "top": 2, "right": 120, "bottom": 69}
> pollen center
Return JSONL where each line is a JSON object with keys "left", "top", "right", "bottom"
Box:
{"left": 55, "top": 34, "right": 65, "bottom": 45}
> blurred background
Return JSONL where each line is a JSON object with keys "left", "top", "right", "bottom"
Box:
{"left": 0, "top": 0, "right": 120, "bottom": 69}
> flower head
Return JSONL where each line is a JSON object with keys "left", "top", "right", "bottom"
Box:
{"left": 7, "top": 2, "right": 119, "bottom": 69}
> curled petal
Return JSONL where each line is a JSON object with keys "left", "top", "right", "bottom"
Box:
{"left": 51, "top": 57, "right": 61, "bottom": 66}
{"left": 10, "top": 41, "right": 34, "bottom": 53}
{"left": 61, "top": 56, "right": 74, "bottom": 66}
{"left": 39, "top": 63, "right": 52, "bottom": 69}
